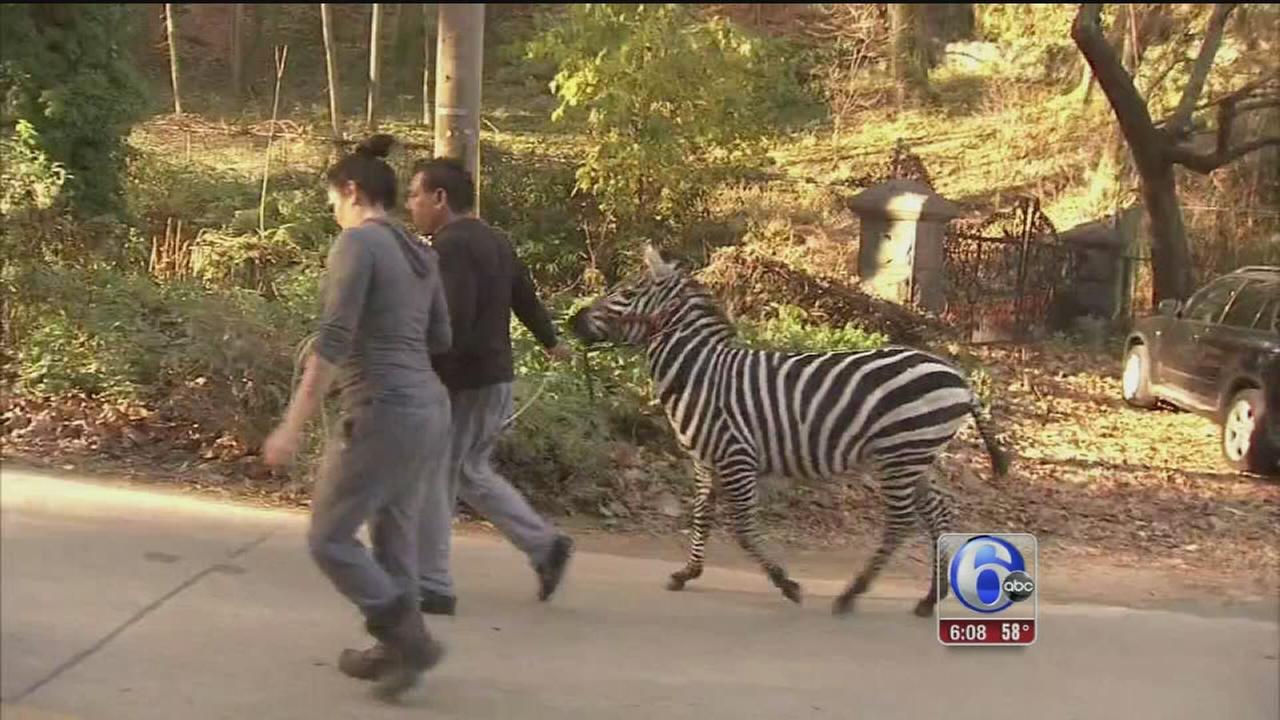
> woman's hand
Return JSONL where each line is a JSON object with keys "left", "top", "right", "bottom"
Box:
{"left": 264, "top": 353, "right": 339, "bottom": 469}
{"left": 263, "top": 422, "right": 302, "bottom": 468}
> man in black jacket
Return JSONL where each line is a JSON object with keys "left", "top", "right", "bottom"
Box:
{"left": 406, "top": 157, "right": 574, "bottom": 615}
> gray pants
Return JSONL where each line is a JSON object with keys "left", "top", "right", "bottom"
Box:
{"left": 417, "top": 383, "right": 557, "bottom": 597}
{"left": 308, "top": 399, "right": 452, "bottom": 615}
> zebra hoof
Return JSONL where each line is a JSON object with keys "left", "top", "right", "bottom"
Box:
{"left": 779, "top": 579, "right": 802, "bottom": 604}
{"left": 832, "top": 592, "right": 855, "bottom": 616}
{"left": 666, "top": 576, "right": 687, "bottom": 592}
{"left": 912, "top": 599, "right": 935, "bottom": 618}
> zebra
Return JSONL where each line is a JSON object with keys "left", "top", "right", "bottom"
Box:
{"left": 567, "top": 245, "right": 1010, "bottom": 617}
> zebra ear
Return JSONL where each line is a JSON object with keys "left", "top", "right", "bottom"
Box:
{"left": 643, "top": 244, "right": 674, "bottom": 279}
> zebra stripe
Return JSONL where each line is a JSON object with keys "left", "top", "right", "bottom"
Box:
{"left": 569, "top": 249, "right": 1009, "bottom": 615}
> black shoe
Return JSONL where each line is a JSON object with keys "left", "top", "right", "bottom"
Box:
{"left": 419, "top": 590, "right": 457, "bottom": 616}
{"left": 536, "top": 534, "right": 574, "bottom": 602}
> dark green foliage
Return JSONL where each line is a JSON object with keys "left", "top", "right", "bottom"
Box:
{"left": 0, "top": 3, "right": 149, "bottom": 215}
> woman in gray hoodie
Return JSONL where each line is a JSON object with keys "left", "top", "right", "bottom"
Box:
{"left": 264, "top": 134, "right": 452, "bottom": 701}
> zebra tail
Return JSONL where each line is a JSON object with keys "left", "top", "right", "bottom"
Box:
{"left": 968, "top": 395, "right": 1011, "bottom": 478}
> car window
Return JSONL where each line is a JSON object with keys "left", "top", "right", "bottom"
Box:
{"left": 1222, "top": 281, "right": 1278, "bottom": 328}
{"left": 1259, "top": 297, "right": 1280, "bottom": 333}
{"left": 1183, "top": 277, "right": 1242, "bottom": 324}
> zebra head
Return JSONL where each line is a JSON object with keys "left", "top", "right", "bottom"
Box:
{"left": 569, "top": 244, "right": 689, "bottom": 346}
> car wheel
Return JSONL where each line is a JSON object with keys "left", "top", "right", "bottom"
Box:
{"left": 1221, "top": 389, "right": 1278, "bottom": 475}
{"left": 1121, "top": 344, "right": 1156, "bottom": 409}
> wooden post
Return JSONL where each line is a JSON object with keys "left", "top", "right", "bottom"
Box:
{"left": 320, "top": 4, "right": 342, "bottom": 140}
{"left": 165, "top": 4, "right": 183, "bottom": 114}
{"left": 366, "top": 3, "right": 384, "bottom": 132}
{"left": 260, "top": 46, "right": 289, "bottom": 235}
{"left": 434, "top": 3, "right": 484, "bottom": 211}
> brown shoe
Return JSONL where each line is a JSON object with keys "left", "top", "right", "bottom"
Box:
{"left": 364, "top": 594, "right": 446, "bottom": 701}
{"left": 337, "top": 642, "right": 393, "bottom": 681}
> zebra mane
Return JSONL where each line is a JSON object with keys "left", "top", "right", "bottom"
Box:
{"left": 668, "top": 273, "right": 738, "bottom": 338}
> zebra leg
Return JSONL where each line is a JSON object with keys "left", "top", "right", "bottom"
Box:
{"left": 833, "top": 475, "right": 919, "bottom": 616}
{"left": 721, "top": 466, "right": 801, "bottom": 604}
{"left": 911, "top": 467, "right": 955, "bottom": 617}
{"left": 668, "top": 462, "right": 715, "bottom": 591}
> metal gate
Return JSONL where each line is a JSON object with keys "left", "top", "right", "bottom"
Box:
{"left": 943, "top": 196, "right": 1076, "bottom": 342}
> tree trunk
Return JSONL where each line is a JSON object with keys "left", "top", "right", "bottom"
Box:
{"left": 366, "top": 3, "right": 383, "bottom": 132}
{"left": 890, "top": 4, "right": 929, "bottom": 107}
{"left": 1074, "top": 4, "right": 1189, "bottom": 302}
{"left": 1074, "top": 6, "right": 1128, "bottom": 105}
{"left": 434, "top": 3, "right": 485, "bottom": 211}
{"left": 422, "top": 3, "right": 433, "bottom": 127}
{"left": 165, "top": 4, "right": 183, "bottom": 114}
{"left": 320, "top": 4, "right": 342, "bottom": 140}
{"left": 1141, "top": 165, "right": 1196, "bottom": 304}
{"left": 230, "top": 4, "right": 245, "bottom": 99}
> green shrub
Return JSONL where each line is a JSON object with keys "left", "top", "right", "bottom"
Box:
{"left": 0, "top": 121, "right": 68, "bottom": 216}
{"left": 0, "top": 3, "right": 148, "bottom": 215}
{"left": 741, "top": 304, "right": 890, "bottom": 353}
{"left": 125, "top": 147, "right": 260, "bottom": 230}
{"left": 526, "top": 3, "right": 807, "bottom": 237}
{"left": 7, "top": 264, "right": 309, "bottom": 441}
{"left": 481, "top": 147, "right": 587, "bottom": 291}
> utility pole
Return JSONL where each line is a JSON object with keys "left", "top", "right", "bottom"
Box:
{"left": 434, "top": 3, "right": 484, "bottom": 212}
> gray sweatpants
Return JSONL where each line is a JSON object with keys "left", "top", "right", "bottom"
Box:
{"left": 417, "top": 382, "right": 557, "bottom": 597}
{"left": 308, "top": 399, "right": 451, "bottom": 615}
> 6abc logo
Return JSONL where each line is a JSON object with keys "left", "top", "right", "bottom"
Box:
{"left": 949, "top": 534, "right": 1036, "bottom": 613}
{"left": 939, "top": 533, "right": 1037, "bottom": 645}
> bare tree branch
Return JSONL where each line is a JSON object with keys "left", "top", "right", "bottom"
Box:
{"left": 1168, "top": 135, "right": 1280, "bottom": 173}
{"left": 1168, "top": 4, "right": 1237, "bottom": 136}
{"left": 1190, "top": 73, "right": 1280, "bottom": 114}
{"left": 1166, "top": 93, "right": 1280, "bottom": 174}
{"left": 1072, "top": 3, "right": 1161, "bottom": 164}
{"left": 1157, "top": 73, "right": 1279, "bottom": 131}
{"left": 1236, "top": 97, "right": 1280, "bottom": 114}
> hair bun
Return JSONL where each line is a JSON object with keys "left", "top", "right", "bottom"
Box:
{"left": 356, "top": 134, "right": 396, "bottom": 158}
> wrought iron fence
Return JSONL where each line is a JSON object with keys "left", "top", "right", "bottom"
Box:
{"left": 943, "top": 196, "right": 1077, "bottom": 342}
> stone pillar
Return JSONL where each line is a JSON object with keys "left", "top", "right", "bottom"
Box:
{"left": 848, "top": 179, "right": 961, "bottom": 314}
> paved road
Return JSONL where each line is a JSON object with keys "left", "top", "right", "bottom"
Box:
{"left": 2, "top": 467, "right": 1277, "bottom": 720}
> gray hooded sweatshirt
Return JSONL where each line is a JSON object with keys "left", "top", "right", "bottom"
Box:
{"left": 312, "top": 218, "right": 452, "bottom": 410}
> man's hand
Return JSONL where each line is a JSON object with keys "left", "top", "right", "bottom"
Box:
{"left": 544, "top": 343, "right": 573, "bottom": 363}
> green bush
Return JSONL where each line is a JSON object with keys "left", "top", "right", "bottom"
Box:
{"left": 497, "top": 304, "right": 669, "bottom": 505}
{"left": 526, "top": 3, "right": 808, "bottom": 236}
{"left": 0, "top": 3, "right": 148, "bottom": 216}
{"left": 741, "top": 304, "right": 890, "bottom": 353}
{"left": 0, "top": 121, "right": 68, "bottom": 216}
{"left": 125, "top": 146, "right": 260, "bottom": 230}
{"left": 481, "top": 146, "right": 587, "bottom": 291}
{"left": 7, "top": 264, "right": 309, "bottom": 441}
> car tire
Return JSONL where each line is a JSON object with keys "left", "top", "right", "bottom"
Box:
{"left": 1121, "top": 343, "right": 1157, "bottom": 409}
{"left": 1221, "top": 389, "right": 1279, "bottom": 475}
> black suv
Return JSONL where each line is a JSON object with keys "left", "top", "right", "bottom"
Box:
{"left": 1121, "top": 266, "right": 1280, "bottom": 474}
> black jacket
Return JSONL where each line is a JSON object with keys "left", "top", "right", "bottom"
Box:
{"left": 429, "top": 217, "right": 559, "bottom": 392}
